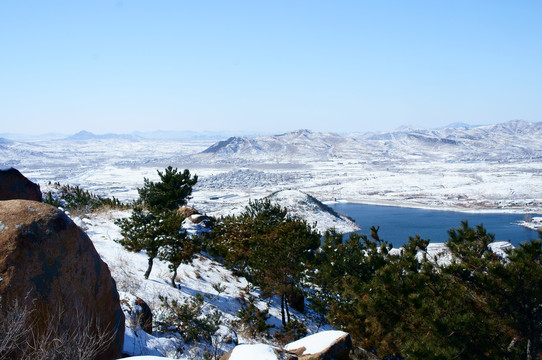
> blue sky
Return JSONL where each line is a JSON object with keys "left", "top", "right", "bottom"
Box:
{"left": 1, "top": 1, "right": 541, "bottom": 135}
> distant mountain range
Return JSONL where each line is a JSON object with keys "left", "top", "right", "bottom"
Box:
{"left": 63, "top": 130, "right": 143, "bottom": 141}
{"left": 192, "top": 119, "right": 542, "bottom": 163}
{"left": 2, "top": 120, "right": 541, "bottom": 169}
{"left": 0, "top": 130, "right": 267, "bottom": 142}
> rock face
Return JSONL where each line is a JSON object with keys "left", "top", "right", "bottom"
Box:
{"left": 0, "top": 200, "right": 124, "bottom": 360}
{"left": 0, "top": 168, "right": 42, "bottom": 201}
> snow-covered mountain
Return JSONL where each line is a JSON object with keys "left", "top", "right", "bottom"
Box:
{"left": 194, "top": 129, "right": 365, "bottom": 163}
{"left": 194, "top": 120, "right": 542, "bottom": 163}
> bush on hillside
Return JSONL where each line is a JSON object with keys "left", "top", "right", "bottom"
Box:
{"left": 233, "top": 295, "right": 273, "bottom": 340}
{"left": 43, "top": 183, "right": 127, "bottom": 212}
{"left": 156, "top": 294, "right": 221, "bottom": 343}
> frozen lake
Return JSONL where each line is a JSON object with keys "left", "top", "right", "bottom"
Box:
{"left": 331, "top": 203, "right": 541, "bottom": 247}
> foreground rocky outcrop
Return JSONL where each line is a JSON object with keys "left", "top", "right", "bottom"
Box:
{"left": 0, "top": 167, "right": 42, "bottom": 201}
{"left": 220, "top": 330, "right": 352, "bottom": 360}
{"left": 0, "top": 200, "right": 124, "bottom": 359}
{"left": 179, "top": 205, "right": 212, "bottom": 237}
{"left": 285, "top": 330, "right": 352, "bottom": 360}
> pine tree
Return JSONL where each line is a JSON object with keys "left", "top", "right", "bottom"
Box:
{"left": 491, "top": 237, "right": 542, "bottom": 359}
{"left": 138, "top": 166, "right": 197, "bottom": 211}
{"left": 158, "top": 211, "right": 198, "bottom": 288}
{"left": 209, "top": 199, "right": 320, "bottom": 327}
{"left": 115, "top": 206, "right": 164, "bottom": 279}
{"left": 250, "top": 210, "right": 320, "bottom": 326}
{"left": 116, "top": 166, "right": 199, "bottom": 280}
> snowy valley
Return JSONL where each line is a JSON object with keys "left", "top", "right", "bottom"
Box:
{"left": 2, "top": 119, "right": 542, "bottom": 216}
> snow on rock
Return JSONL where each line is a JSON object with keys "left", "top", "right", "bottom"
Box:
{"left": 223, "top": 330, "right": 352, "bottom": 360}
{"left": 226, "top": 343, "right": 278, "bottom": 360}
{"left": 489, "top": 241, "right": 515, "bottom": 258}
{"left": 72, "top": 216, "right": 88, "bottom": 230}
{"left": 181, "top": 214, "right": 211, "bottom": 238}
{"left": 285, "top": 330, "right": 349, "bottom": 355}
{"left": 392, "top": 241, "right": 515, "bottom": 266}
{"left": 266, "top": 189, "right": 360, "bottom": 234}
{"left": 516, "top": 216, "right": 542, "bottom": 231}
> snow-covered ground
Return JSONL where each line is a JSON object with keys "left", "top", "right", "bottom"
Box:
{"left": 7, "top": 142, "right": 540, "bottom": 220}
{"left": 78, "top": 209, "right": 329, "bottom": 358}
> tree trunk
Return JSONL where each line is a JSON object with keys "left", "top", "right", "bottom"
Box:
{"left": 285, "top": 296, "right": 291, "bottom": 324}
{"left": 281, "top": 294, "right": 286, "bottom": 326}
{"left": 144, "top": 257, "right": 154, "bottom": 279}
{"left": 171, "top": 267, "right": 178, "bottom": 288}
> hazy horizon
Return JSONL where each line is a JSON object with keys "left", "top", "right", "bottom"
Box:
{"left": 1, "top": 119, "right": 517, "bottom": 140}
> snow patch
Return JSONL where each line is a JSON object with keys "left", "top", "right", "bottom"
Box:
{"left": 72, "top": 216, "right": 88, "bottom": 230}
{"left": 123, "top": 327, "right": 180, "bottom": 358}
{"left": 228, "top": 343, "right": 278, "bottom": 360}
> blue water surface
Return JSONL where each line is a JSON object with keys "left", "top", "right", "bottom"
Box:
{"left": 330, "top": 203, "right": 541, "bottom": 247}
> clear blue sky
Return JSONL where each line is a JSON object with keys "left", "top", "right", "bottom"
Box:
{"left": 1, "top": 1, "right": 541, "bottom": 134}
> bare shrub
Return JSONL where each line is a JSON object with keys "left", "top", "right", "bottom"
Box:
{"left": 0, "top": 297, "right": 117, "bottom": 360}
{"left": 0, "top": 297, "right": 29, "bottom": 360}
{"left": 112, "top": 253, "right": 143, "bottom": 294}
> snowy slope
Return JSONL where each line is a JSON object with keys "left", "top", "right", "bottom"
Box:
{"left": 79, "top": 209, "right": 329, "bottom": 358}
{"left": 266, "top": 189, "right": 359, "bottom": 234}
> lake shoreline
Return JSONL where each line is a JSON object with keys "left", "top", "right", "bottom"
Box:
{"left": 327, "top": 202, "right": 541, "bottom": 246}
{"left": 324, "top": 197, "right": 540, "bottom": 215}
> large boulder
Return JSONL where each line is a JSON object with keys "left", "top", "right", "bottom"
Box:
{"left": 0, "top": 168, "right": 42, "bottom": 201}
{"left": 285, "top": 330, "right": 352, "bottom": 360}
{"left": 178, "top": 205, "right": 199, "bottom": 218}
{"left": 0, "top": 200, "right": 124, "bottom": 359}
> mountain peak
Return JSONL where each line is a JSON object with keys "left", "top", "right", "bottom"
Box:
{"left": 63, "top": 131, "right": 142, "bottom": 141}
{"left": 64, "top": 130, "right": 96, "bottom": 140}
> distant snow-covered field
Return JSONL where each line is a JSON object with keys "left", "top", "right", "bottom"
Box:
{"left": 3, "top": 120, "right": 542, "bottom": 220}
